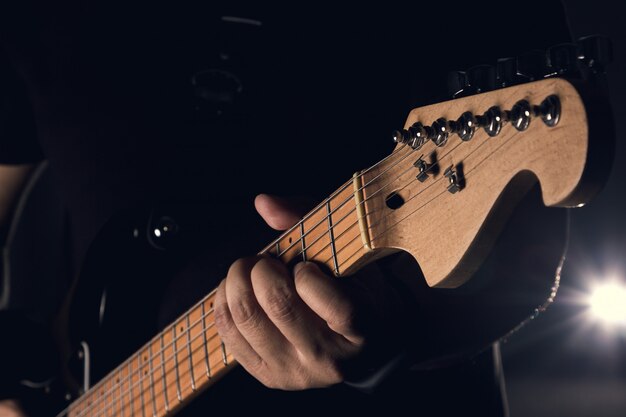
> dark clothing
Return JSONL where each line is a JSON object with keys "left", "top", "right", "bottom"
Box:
{"left": 0, "top": 1, "right": 571, "bottom": 415}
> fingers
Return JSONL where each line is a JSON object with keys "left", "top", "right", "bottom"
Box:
{"left": 254, "top": 193, "right": 305, "bottom": 230}
{"left": 250, "top": 258, "right": 332, "bottom": 358}
{"left": 214, "top": 257, "right": 292, "bottom": 376}
{"left": 214, "top": 255, "right": 366, "bottom": 389}
{"left": 293, "top": 262, "right": 364, "bottom": 345}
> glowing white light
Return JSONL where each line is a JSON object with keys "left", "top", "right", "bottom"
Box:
{"left": 588, "top": 282, "right": 626, "bottom": 326}
{"left": 154, "top": 228, "right": 161, "bottom": 237}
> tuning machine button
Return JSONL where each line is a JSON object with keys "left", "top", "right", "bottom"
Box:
{"left": 477, "top": 106, "right": 504, "bottom": 137}
{"left": 577, "top": 35, "right": 613, "bottom": 74}
{"left": 408, "top": 122, "right": 433, "bottom": 149}
{"left": 392, "top": 129, "right": 410, "bottom": 144}
{"left": 457, "top": 111, "right": 477, "bottom": 141}
{"left": 431, "top": 118, "right": 455, "bottom": 146}
{"left": 533, "top": 95, "right": 560, "bottom": 127}
{"left": 466, "top": 64, "right": 496, "bottom": 93}
{"left": 448, "top": 70, "right": 468, "bottom": 98}
{"left": 496, "top": 57, "right": 526, "bottom": 88}
{"left": 516, "top": 49, "right": 550, "bottom": 81}
{"left": 509, "top": 100, "right": 532, "bottom": 131}
{"left": 547, "top": 43, "right": 580, "bottom": 77}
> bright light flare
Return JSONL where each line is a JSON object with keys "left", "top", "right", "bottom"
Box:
{"left": 588, "top": 281, "right": 626, "bottom": 326}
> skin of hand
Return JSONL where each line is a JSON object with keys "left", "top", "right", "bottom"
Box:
{"left": 214, "top": 194, "right": 410, "bottom": 390}
{"left": 0, "top": 400, "right": 27, "bottom": 417}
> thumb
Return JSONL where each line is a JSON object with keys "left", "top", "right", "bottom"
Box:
{"left": 254, "top": 194, "right": 309, "bottom": 231}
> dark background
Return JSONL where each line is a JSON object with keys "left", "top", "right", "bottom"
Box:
{"left": 1, "top": 1, "right": 625, "bottom": 416}
{"left": 502, "top": 1, "right": 626, "bottom": 416}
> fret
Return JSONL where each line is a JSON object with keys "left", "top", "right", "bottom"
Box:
{"left": 185, "top": 314, "right": 196, "bottom": 391}
{"left": 148, "top": 346, "right": 157, "bottom": 416}
{"left": 326, "top": 200, "right": 340, "bottom": 275}
{"left": 138, "top": 353, "right": 146, "bottom": 417}
{"left": 159, "top": 333, "right": 170, "bottom": 412}
{"left": 201, "top": 301, "right": 211, "bottom": 379}
{"left": 128, "top": 360, "right": 136, "bottom": 417}
{"left": 221, "top": 341, "right": 228, "bottom": 365}
{"left": 100, "top": 377, "right": 109, "bottom": 417}
{"left": 329, "top": 184, "right": 363, "bottom": 269}
{"left": 299, "top": 222, "right": 307, "bottom": 261}
{"left": 172, "top": 326, "right": 183, "bottom": 402}
{"left": 117, "top": 369, "right": 125, "bottom": 417}
{"left": 275, "top": 241, "right": 281, "bottom": 256}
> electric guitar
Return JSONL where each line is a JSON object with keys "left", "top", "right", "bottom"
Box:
{"left": 47, "top": 69, "right": 613, "bottom": 416}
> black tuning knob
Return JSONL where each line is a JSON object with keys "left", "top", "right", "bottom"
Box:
{"left": 577, "top": 35, "right": 613, "bottom": 74}
{"left": 447, "top": 70, "right": 468, "bottom": 98}
{"left": 547, "top": 43, "right": 580, "bottom": 76}
{"left": 496, "top": 57, "right": 526, "bottom": 88}
{"left": 465, "top": 64, "right": 496, "bottom": 94}
{"left": 516, "top": 49, "right": 550, "bottom": 81}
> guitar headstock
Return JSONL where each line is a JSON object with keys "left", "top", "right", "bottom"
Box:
{"left": 361, "top": 72, "right": 614, "bottom": 288}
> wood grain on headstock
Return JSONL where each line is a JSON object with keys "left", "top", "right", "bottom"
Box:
{"left": 361, "top": 78, "right": 607, "bottom": 288}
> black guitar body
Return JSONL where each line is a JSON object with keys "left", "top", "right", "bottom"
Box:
{"left": 50, "top": 184, "right": 570, "bottom": 417}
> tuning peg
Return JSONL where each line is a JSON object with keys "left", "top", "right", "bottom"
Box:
{"left": 466, "top": 64, "right": 496, "bottom": 93}
{"left": 547, "top": 43, "right": 580, "bottom": 76}
{"left": 447, "top": 70, "right": 468, "bottom": 98}
{"left": 496, "top": 57, "right": 526, "bottom": 88}
{"left": 577, "top": 35, "right": 613, "bottom": 73}
{"left": 516, "top": 49, "right": 550, "bottom": 81}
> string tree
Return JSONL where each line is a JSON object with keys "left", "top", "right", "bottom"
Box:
{"left": 444, "top": 164, "right": 464, "bottom": 194}
{"left": 413, "top": 156, "right": 429, "bottom": 182}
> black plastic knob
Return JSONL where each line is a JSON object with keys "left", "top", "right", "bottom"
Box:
{"left": 509, "top": 100, "right": 532, "bottom": 131}
{"left": 547, "top": 43, "right": 580, "bottom": 76}
{"left": 533, "top": 95, "right": 561, "bottom": 127}
{"left": 516, "top": 49, "right": 550, "bottom": 81}
{"left": 466, "top": 65, "right": 496, "bottom": 93}
{"left": 447, "top": 70, "right": 468, "bottom": 98}
{"left": 496, "top": 57, "right": 525, "bottom": 88}
{"left": 577, "top": 35, "right": 613, "bottom": 73}
{"left": 457, "top": 111, "right": 477, "bottom": 141}
{"left": 408, "top": 122, "right": 430, "bottom": 149}
{"left": 431, "top": 118, "right": 452, "bottom": 146}
{"left": 477, "top": 106, "right": 504, "bottom": 137}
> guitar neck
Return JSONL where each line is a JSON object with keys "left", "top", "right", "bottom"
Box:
{"left": 66, "top": 172, "right": 379, "bottom": 417}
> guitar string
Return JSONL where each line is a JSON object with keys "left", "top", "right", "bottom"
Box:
{"left": 74, "top": 125, "right": 484, "bottom": 417}
{"left": 62, "top": 142, "right": 415, "bottom": 417}
{"left": 67, "top": 120, "right": 501, "bottom": 417}
{"left": 79, "top": 129, "right": 520, "bottom": 417}
{"left": 66, "top": 139, "right": 420, "bottom": 417}
{"left": 334, "top": 125, "right": 525, "bottom": 269}
{"left": 69, "top": 115, "right": 524, "bottom": 417}
{"left": 71, "top": 313, "right": 219, "bottom": 417}
{"left": 305, "top": 125, "right": 499, "bottom": 264}
{"left": 292, "top": 134, "right": 471, "bottom": 264}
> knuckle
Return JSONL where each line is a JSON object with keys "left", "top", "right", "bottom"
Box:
{"left": 213, "top": 301, "right": 233, "bottom": 334}
{"left": 264, "top": 286, "right": 298, "bottom": 323}
{"left": 229, "top": 293, "right": 260, "bottom": 327}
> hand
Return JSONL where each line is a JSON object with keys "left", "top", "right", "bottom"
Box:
{"left": 0, "top": 400, "right": 27, "bottom": 417}
{"left": 214, "top": 194, "right": 409, "bottom": 390}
